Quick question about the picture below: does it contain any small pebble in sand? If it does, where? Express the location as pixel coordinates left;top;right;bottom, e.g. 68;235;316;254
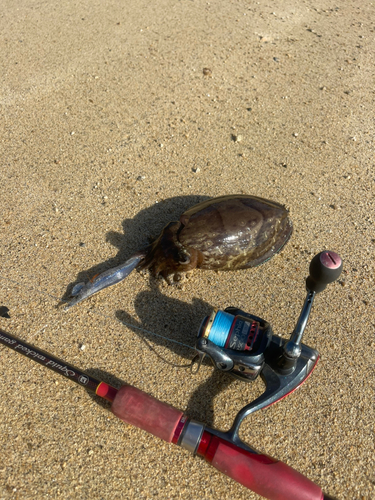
192;167;200;173
232;134;242;142
203;67;212;76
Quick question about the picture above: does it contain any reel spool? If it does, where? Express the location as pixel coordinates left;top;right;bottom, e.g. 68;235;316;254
195;307;273;381
198;309;260;352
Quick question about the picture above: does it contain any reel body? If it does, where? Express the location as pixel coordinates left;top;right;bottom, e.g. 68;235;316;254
197;308;273;381
196;306;319;415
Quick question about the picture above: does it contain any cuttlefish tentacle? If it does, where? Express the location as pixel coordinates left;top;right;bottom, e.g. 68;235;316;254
64;252;146;311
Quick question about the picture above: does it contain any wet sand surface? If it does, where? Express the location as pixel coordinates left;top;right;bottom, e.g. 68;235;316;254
0;1;374;499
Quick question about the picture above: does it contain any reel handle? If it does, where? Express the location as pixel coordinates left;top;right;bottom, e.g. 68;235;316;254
111;385;332;500
279;251;343;372
306;251;343;293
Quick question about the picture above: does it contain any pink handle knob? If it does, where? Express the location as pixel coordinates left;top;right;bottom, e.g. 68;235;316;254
201;434;323;500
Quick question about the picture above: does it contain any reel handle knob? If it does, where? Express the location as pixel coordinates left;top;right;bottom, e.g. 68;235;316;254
306;251;343;293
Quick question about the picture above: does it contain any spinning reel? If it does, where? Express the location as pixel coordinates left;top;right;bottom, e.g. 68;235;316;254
193;251;343;422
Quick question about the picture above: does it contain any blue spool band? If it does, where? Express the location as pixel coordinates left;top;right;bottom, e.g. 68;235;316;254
208;310;234;347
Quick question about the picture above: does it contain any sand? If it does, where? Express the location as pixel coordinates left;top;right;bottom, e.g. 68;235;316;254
0;0;374;499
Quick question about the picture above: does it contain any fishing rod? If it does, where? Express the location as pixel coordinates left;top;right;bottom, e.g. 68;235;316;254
0;251;342;500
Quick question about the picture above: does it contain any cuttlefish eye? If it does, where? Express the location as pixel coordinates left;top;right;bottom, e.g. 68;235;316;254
178;251;191;265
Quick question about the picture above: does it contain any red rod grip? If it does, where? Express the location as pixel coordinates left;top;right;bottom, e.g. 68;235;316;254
111;386;325;500
111;384;184;442
201;434;323;500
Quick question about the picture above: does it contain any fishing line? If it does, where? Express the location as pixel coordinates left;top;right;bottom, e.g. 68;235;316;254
0;274;196;365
